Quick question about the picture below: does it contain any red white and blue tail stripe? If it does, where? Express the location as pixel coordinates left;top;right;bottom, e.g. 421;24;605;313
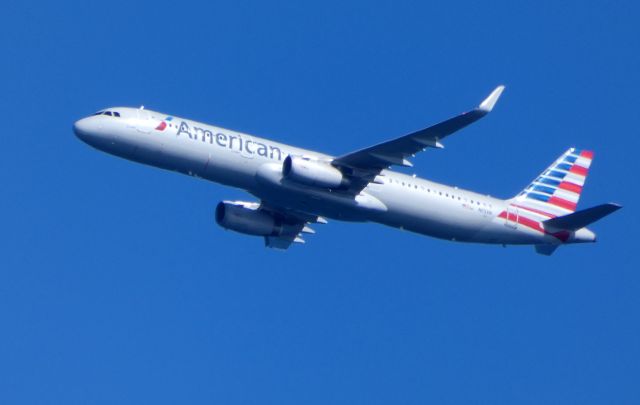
513;148;593;217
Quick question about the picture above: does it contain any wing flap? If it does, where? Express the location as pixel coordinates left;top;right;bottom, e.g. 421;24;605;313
259;202;328;250
265;234;305;249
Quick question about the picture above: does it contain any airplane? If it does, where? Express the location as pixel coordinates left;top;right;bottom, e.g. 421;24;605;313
73;86;621;255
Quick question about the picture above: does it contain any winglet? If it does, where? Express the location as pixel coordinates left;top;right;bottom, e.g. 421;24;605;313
479;85;505;112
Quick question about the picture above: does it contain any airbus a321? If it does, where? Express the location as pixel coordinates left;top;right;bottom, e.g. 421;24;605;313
74;86;620;255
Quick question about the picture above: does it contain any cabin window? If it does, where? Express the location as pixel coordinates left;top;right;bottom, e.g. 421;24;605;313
113;111;121;117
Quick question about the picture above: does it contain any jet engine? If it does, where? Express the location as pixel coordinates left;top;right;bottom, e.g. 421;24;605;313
282;156;347;188
215;201;277;236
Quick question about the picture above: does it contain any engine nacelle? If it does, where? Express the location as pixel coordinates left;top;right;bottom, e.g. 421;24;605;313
282;155;347;188
215;201;276;236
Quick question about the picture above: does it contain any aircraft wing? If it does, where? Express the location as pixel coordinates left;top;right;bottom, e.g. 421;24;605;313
332;85;505;171
259;202;326;249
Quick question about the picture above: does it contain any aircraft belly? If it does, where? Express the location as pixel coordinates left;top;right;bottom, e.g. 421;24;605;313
250;166;553;245
367;187;491;242
202;148;257;189
251;186;378;222
159;136;210;176
470;219;542;245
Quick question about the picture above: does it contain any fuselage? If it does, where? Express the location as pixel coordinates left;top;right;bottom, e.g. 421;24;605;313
73;107;594;246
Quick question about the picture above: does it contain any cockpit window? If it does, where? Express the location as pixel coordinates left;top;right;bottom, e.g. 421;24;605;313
92;110;121;117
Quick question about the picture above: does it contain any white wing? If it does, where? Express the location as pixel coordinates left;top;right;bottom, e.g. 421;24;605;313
332;85;504;171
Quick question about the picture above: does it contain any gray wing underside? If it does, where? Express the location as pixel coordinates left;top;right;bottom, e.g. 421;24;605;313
332;85;505;171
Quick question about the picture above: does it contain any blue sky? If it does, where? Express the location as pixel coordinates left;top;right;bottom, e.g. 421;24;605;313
1;1;639;403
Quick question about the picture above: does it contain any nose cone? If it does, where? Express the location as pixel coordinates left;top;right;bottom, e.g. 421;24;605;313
73;116;113;150
73;117;93;141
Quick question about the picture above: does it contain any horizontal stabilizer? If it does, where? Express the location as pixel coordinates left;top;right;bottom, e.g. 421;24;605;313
543;203;622;231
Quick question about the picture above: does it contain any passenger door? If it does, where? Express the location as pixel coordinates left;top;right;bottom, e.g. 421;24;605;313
130;111;165;165
135;109;153;133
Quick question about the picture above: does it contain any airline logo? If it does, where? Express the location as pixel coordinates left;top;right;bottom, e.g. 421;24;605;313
519;148;593;215
155;116;174;131
499;148;594;242
176;121;284;161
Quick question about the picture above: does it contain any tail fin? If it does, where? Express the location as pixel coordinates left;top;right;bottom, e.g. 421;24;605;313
513;148;594;217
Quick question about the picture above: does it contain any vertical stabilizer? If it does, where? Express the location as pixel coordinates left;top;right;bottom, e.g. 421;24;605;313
513;148;593;217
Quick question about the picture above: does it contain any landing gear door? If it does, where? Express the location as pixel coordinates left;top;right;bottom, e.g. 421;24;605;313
505;205;518;229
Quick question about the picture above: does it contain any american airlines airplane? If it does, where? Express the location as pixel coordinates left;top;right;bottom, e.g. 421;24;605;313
73;86;620;255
